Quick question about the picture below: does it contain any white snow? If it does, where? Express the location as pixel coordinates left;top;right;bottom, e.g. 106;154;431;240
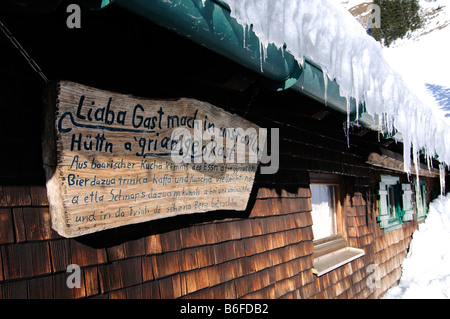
310;185;337;240
225;0;450;179
382;193;450;299
339;0;373;11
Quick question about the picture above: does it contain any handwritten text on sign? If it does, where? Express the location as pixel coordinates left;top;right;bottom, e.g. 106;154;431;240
43;81;265;237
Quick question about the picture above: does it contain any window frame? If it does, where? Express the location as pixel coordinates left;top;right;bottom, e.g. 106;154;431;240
377;175;402;232
416;179;428;222
310;173;345;243
377;175;414;232
310;173;364;277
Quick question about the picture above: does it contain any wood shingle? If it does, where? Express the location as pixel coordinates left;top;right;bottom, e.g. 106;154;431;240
1;242;51;280
0;281;27;299
19;207;54;241
98;258;142;293
49;239;71;272
0;253;3;282
141;255;155;282
210;281;236;299
179;248;198;272
152;252;180;279
215;221;241;243
180;225;206;248
53;271;86;299
0;208;14;244
0;185;31;207
30;185;49;206
27;276;53;299
106;237;145;261
145;234;163;255
84;266;99;297
141;281;160;298
196;246;215;268
69;239;107;268
125;285;143;299
159;276;176;299
160;230;182;252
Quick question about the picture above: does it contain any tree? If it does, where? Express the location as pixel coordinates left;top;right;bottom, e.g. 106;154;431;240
372;0;422;47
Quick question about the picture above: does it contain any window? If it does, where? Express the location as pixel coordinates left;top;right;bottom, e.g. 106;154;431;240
377;175;414;232
310;173;365;277
416;180;428;221
311;184;337;240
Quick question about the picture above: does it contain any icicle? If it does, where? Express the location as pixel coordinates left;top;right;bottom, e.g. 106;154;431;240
243;25;246;48
264;43;268;61
323;72;328;106
355;97;360;126
413;149;421;208
440;163;446;195
259;42;264;73
346;96;350;148
403;134;412;176
377;114;383;142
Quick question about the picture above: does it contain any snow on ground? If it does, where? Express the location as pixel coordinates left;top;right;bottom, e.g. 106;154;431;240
382;193;450;299
339;0;372;11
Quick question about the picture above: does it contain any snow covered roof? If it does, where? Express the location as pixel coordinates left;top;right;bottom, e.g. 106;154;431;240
225;0;450;175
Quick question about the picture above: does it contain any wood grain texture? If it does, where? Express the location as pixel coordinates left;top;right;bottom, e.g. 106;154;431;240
43;81;265;237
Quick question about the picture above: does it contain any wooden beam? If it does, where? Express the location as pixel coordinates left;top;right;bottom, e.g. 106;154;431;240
366;152;439;178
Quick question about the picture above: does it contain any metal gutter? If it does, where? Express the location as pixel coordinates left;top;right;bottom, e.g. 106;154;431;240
98;0;377;129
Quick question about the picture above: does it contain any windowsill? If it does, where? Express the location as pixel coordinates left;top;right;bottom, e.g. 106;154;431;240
312;236;365;277
417;215;427;223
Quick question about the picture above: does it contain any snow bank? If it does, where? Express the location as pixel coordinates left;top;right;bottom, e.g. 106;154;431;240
383;193;450;299
225;0;450;175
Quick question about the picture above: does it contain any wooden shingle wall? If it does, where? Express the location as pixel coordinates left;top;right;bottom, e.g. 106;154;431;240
367;170;419;299
0;86;418;299
0;7;426;299
0;179;316;298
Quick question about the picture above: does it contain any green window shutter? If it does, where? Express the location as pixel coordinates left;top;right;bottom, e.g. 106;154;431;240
402;183;414;221
394;183;402;216
377;182;390;228
417;181;428;221
421;184;428;215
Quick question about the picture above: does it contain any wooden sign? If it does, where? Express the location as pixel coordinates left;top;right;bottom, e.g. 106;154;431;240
42;81;265;237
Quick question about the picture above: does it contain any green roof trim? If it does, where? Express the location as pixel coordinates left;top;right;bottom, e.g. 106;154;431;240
97;0;373;128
